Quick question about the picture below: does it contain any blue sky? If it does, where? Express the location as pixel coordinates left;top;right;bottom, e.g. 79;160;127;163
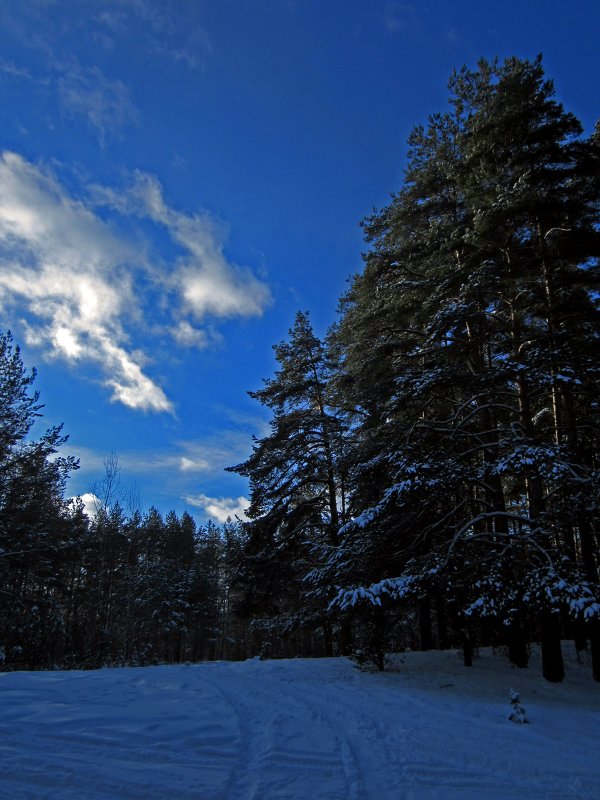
0;0;598;523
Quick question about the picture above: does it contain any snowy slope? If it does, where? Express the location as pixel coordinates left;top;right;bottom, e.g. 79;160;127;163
0;647;598;800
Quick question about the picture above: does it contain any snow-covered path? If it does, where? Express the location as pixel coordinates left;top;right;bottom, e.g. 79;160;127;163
1;649;599;799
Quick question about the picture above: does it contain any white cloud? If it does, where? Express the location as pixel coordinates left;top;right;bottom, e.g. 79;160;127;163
77;492;101;518
183;493;250;523
0;152;271;414
102;337;173;412
93;171;272;321
170;320;212;349
0;151;171;412
178;455;210;472
211;404;271;439
174;433;254;475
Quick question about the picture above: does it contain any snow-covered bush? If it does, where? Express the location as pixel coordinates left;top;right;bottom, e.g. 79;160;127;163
508;689;529;724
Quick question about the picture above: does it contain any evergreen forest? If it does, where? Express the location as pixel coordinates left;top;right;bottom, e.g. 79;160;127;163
1;56;599;682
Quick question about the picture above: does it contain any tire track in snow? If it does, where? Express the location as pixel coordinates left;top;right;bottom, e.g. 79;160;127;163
318;666;587;800
200;661;362;800
273;681;367;800
186;663;264;800
280;669;412;800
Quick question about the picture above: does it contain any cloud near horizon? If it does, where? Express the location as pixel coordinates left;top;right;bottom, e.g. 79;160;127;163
77;492;101;518
183;493;250;524
0;151;271;413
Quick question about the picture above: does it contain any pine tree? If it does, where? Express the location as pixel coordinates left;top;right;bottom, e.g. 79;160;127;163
328;57;600;678
228;311;349;656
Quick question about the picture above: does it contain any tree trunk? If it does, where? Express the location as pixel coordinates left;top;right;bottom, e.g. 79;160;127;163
419;596;433;651
323;622;333;657
571;615;588;655
462;620;473;667
508;614;529;668
435;594;450;650
590;618;600;683
541;611;564;682
338;617;353;656
373;605;386;671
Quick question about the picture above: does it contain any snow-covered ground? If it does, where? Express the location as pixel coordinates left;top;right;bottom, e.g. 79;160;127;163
1;647;598;800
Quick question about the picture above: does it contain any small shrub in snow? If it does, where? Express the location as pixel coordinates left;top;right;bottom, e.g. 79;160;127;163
508;689;529;724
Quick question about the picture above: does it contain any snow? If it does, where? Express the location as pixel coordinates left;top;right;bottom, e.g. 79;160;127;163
1;647;599;799
331;575;418;610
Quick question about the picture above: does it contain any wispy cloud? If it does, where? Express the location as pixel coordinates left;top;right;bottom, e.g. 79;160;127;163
0;152;270;413
0;60;33;79
123;433;253;476
211;403;271;439
58;63;138;144
3;1;212;72
170;320;221;350
2;2;212;143
93;0;213;70
92;171;272;321
183;493;250;523
383;3;420;36
0;38;138;144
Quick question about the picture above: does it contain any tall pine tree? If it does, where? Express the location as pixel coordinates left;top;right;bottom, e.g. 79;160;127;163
229;312;349;656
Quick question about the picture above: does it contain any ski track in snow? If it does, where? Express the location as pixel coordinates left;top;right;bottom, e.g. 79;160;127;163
0;649;599;799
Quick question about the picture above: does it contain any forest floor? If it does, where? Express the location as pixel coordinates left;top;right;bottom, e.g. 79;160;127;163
0;645;598;799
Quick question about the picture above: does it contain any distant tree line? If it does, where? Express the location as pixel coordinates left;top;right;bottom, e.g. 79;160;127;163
228;56;600;681
0;331;254;669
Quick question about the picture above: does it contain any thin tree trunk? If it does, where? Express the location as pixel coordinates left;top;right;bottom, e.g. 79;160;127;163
323;622;333;657
372;605;386;671
462;618;473;667
339;617;353;656
541;610;565;682
419;596;433;651
435;593;450;650
508;613;529;668
590;618;600;683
